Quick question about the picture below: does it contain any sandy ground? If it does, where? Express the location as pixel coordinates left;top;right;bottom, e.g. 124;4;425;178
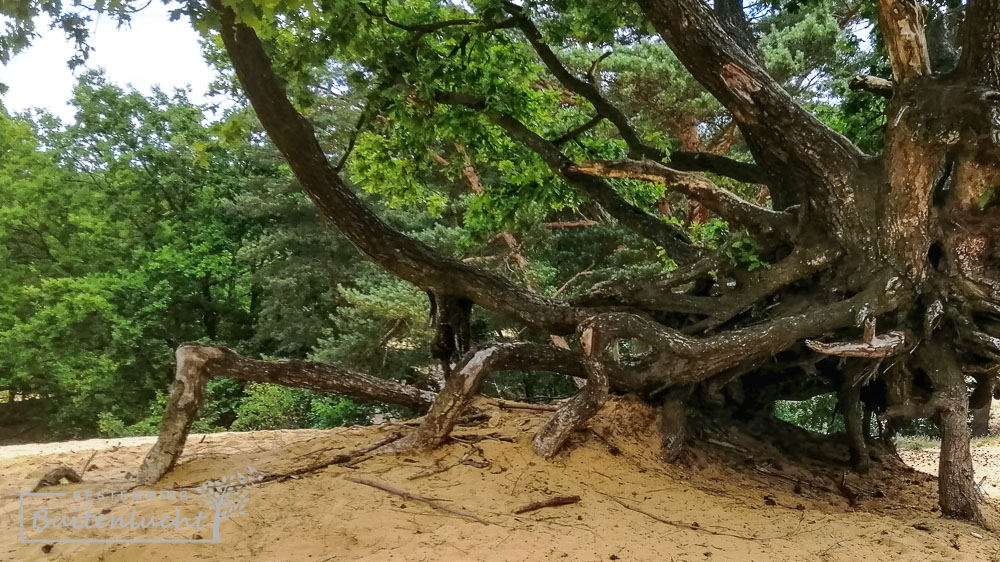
2;398;999;562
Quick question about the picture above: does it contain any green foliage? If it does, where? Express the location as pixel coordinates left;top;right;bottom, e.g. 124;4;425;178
231;384;307;431
894;434;940;451
727;237;771;272
230;384;374;430
775;394;845;434
1;0;909;442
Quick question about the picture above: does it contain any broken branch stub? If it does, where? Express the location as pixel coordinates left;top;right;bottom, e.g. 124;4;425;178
805;330;911;359
138;344;220;485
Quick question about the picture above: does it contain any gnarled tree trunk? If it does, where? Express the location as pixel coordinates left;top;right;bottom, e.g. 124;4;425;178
169;0;1000;523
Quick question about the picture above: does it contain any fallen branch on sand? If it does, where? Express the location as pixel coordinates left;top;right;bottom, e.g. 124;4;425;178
514;495;582;514
345;476;489;524
255;433;404;484
32;466;82;492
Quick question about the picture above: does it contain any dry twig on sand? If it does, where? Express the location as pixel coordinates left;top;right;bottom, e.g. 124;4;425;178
345;477;489;524
514;495;582;514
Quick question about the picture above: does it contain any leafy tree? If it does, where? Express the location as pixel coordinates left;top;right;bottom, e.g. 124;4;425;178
4;0;999;524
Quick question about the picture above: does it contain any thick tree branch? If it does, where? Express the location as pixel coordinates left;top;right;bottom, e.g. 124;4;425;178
876;0;931;83
635;0;866;226
183;343;437;409
578;273;908;393
137;343;437;484
569;159;794;236
849;75;894;98
209;1;597;333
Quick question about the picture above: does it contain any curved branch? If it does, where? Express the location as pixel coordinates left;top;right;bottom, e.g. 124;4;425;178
504;2;766;186
389;342;589;452
185;343;437;408
438;93;699;263
579;273;908;393
635;0;865;217
570;159;794;236
532;324;612;458
138;343;438;484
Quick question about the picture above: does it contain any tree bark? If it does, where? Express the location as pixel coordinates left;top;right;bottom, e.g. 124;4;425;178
388;342;587;452
138;345;220;485
971;400;992;438
532;356;610;458
137;343;440;483
919;345;983;524
838;372;870;474
659;397;686;463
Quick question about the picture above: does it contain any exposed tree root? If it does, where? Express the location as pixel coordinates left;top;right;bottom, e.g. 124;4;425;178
345;477;489;524
659;397;687;463
32;465;82;492
838;371;871;474
385;342;587;454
